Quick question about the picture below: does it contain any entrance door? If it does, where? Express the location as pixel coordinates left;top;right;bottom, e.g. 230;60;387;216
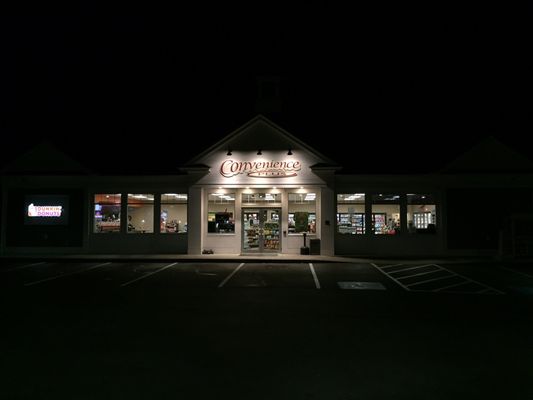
242;208;281;253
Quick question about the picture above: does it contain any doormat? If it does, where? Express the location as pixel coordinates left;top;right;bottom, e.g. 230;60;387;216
337;282;386;290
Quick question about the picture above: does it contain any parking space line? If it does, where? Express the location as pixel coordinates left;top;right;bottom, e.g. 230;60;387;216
381;264;403;269
405;274;455;287
373;262;505;294
389;264;434;274
370;263;412;291
433;264;505;294
4;261;47;272
308;263;321;289
434;281;470;292
24;262;111;286
396;269;448;280
218;263;245;288
120;262;178;287
496;265;533;280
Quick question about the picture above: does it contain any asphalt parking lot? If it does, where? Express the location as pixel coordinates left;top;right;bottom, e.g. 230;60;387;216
2;259;531;294
1;259;533;399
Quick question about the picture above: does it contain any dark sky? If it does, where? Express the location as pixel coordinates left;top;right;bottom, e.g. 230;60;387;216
1;8;531;174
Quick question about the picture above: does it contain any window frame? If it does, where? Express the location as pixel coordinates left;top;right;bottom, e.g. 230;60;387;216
160;193;188;234
207;190;236;235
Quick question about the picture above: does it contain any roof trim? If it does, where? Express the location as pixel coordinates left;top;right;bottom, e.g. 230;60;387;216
185;114;339;167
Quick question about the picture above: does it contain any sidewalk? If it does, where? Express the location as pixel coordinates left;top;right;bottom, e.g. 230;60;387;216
0;253;356;263
2;252;530;265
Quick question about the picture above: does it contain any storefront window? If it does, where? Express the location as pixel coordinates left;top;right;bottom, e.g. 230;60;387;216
337;193;365;234
288;193;316;234
242;192;281;204
407;194;436;234
127;194;154;233
208;192;235;233
372;194;400;235
160;193;187;233
94;194;121;233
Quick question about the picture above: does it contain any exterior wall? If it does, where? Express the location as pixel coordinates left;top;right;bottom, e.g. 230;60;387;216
198;186;330;255
446;186;533;252
0;175;192;255
333;175;445;257
1;176;88;255
86;178;191;254
333;173;533;257
189;137;335;254
1;173;532;257
2;167;532;257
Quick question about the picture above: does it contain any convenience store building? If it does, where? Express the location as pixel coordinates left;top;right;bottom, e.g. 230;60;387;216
1;115;533;257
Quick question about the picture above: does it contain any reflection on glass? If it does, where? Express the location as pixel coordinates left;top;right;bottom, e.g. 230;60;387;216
407;194;436;234
127;194;154;233
288;193;316;234
337;193;365;234
160;193;188;233
94;194;121;233
208;192;235;233
371;194;400;235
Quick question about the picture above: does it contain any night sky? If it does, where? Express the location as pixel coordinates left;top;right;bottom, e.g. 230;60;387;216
1;8;531;174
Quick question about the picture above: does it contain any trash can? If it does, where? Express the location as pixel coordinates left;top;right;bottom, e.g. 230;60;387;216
310;239;321;255
300;232;310;255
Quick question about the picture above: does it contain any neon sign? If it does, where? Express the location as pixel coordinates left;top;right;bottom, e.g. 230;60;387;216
27;203;63;217
220;159;301;178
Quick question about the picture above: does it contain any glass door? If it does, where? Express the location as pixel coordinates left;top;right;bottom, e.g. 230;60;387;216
243;210;260;252
242;208;281;253
262;208;281;252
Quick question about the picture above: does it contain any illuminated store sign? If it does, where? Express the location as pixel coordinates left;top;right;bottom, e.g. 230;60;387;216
220;159;302;178
27;203;63;217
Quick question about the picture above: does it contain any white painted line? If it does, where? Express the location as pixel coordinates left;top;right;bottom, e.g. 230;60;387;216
218;263;245;288
388;264;435;274
309;263;321;289
120;262;177;287
338;281;386;290
4;261;47;272
24;262;111;286
497;265;533;280
405;274;455;287
434;281;470;292
396;269;452;280
432;264;505;295
380;264;404;269
370;263;411;291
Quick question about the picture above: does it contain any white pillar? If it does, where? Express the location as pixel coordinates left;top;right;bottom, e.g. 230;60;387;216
188;186;204;254
320;186;335;256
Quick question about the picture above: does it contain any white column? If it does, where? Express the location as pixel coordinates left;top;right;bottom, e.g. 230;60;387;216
187;186;204;254
281;188;288;253
320;186;335;256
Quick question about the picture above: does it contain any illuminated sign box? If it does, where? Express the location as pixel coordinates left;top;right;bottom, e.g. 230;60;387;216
28;204;63;217
24;195;69;225
220;159;302;178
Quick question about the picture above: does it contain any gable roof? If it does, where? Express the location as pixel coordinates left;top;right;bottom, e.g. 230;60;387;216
1;141;92;175
440;136;533;173
185;114;339;167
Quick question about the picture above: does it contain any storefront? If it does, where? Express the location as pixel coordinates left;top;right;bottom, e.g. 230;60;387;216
182;116;337;256
1;116;532;257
